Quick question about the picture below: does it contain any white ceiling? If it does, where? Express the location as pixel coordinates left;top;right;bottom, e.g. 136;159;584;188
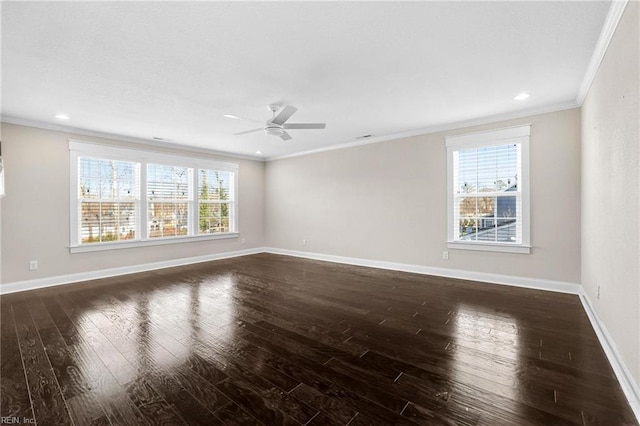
1;1;611;160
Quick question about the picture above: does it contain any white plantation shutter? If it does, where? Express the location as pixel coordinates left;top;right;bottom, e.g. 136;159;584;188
446;125;530;253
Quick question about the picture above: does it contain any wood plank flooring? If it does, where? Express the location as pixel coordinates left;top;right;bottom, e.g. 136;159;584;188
0;253;636;425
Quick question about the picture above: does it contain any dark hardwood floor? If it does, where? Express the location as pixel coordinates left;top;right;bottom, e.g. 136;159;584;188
0;253;636;425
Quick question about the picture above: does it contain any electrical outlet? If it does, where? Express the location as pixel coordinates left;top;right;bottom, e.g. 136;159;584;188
442;251;449;260
302;239;307;246
597;285;600;300
29;260;38;271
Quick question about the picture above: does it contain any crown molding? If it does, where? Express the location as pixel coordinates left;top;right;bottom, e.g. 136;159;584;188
576;0;629;105
265;100;579;162
0;115;265;162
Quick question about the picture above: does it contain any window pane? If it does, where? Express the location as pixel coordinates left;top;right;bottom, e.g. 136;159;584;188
80;201;136;243
475;227;497;242
148;202;189;238
497;195;517;222
456;144;519;193
457;196;519;243
79;157;137;200
457;196;476;219
497;221;518;243
456;196;496;218
458;218;479;240
147;164;192;200
199;202;231;234
198;169;234;201
80;202;101;243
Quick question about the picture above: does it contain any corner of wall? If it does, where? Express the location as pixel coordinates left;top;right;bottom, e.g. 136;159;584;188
580;0;640;393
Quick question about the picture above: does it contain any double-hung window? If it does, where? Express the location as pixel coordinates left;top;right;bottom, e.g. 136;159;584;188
147;164;193;238
78;157;140;243
198;169;235;235
70;141;239;252
446;125;530;253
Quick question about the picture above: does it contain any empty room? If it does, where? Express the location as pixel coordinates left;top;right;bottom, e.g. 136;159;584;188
1;1;639;425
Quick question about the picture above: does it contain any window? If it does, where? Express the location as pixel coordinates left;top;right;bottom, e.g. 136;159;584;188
198;169;235;235
446;125;530;253
78;157;140;243
147;164;193;238
70;141;239;252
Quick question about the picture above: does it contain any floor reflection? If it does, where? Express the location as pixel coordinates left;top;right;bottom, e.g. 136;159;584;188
70;272;239;383
453;304;521;412
140;273;238;371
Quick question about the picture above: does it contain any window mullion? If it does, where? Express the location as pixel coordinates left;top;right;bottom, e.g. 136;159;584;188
140;161;148;240
191;168;198;237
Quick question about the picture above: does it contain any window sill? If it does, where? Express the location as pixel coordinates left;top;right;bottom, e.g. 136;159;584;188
447;241;531;254
70;232;239;253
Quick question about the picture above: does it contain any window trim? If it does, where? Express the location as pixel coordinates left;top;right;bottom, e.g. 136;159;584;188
69;140;239;253
446;125;531;254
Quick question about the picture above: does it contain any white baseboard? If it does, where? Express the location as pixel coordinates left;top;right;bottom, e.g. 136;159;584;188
579;291;640;420
0;247;266;295
264;247;582;294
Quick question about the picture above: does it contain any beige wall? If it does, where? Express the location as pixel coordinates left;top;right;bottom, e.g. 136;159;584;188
266;108;582;284
0;123;265;284
582;2;640;383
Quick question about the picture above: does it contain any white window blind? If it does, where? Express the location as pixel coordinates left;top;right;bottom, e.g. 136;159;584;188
446;125;530;253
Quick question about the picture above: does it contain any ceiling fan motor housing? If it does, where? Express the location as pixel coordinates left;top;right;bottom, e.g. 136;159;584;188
265;125;285;137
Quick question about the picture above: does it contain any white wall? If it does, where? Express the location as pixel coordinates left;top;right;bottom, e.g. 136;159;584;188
0;123;265;285
266;108;582;284
582;1;639;383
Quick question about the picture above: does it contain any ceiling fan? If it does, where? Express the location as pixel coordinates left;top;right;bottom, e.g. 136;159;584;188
225;104;326;141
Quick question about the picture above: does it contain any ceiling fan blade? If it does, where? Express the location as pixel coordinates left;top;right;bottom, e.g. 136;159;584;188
224;114;264;124
280;131;292;141
283;123;326;130
234;128;263;136
270;105;298;125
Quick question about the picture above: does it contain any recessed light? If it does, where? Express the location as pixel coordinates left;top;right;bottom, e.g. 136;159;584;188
224;114;240;119
513;93;530;101
255;150;262;155
54;114;71;120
